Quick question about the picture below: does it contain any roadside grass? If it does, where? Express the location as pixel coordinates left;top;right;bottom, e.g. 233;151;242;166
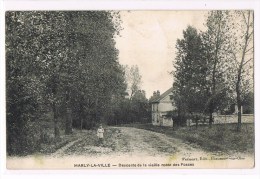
38;128;81;155
13;119;254;156
37;117;129;155
120;123;254;154
62;130;97;155
27;120;131;156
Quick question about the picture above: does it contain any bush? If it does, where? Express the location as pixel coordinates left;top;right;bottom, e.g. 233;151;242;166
7;121;42;156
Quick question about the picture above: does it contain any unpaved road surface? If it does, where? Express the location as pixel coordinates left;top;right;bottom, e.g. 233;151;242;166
7;127;254;169
54;127;210;158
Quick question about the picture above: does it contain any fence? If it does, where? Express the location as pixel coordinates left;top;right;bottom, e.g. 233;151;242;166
213;114;254;124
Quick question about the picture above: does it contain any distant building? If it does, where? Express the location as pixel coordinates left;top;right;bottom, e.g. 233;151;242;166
150;87;175;127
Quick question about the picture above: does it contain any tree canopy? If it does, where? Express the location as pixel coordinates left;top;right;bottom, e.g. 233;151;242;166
172;11;254;129
6;11;126;155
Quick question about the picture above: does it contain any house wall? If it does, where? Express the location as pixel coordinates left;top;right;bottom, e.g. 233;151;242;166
158;102;174;112
152;112;159;125
152;103;159;125
152;103;159;112
151;92;175;127
158;92;174;112
152;112;173;127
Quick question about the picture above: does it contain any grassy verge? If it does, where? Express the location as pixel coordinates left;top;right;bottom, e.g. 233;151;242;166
120;123;254;154
38;130;81;154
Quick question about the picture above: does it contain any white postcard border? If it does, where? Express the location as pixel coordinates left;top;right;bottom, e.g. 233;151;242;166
1;0;260;179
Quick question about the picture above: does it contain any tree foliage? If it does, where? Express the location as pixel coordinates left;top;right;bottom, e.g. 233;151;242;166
227;11;254;131
124;65;142;99
172;26;219;126
172;11;253;128
6;11;126;155
200;11;237;126
108;65;149;125
173;26;209;114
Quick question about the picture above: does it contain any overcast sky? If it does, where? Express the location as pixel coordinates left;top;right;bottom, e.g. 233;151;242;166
116;11;207;98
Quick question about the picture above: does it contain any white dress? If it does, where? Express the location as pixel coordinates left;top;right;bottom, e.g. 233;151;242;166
97;128;104;138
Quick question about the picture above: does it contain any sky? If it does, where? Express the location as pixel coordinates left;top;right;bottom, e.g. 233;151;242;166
115;11;207;98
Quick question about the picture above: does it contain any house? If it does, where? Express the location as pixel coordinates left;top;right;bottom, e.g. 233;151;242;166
150;87;175;127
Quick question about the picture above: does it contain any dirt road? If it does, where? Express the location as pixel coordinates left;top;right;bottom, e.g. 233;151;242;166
7;127;254;169
56;127;209;158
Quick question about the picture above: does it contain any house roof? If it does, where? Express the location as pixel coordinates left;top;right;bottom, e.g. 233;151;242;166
150;87;173;103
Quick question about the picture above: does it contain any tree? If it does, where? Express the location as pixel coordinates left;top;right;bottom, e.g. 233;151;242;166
125;65;142;99
107;65;149;125
66;11;126;129
6;11;51;154
131;90;150;123
203;11;235;127
242;91;254;114
6;11;126;155
172;26;209;126
227;11;254;131
172;11;253;130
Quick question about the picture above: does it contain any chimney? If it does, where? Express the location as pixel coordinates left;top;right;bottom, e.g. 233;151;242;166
153;91;157;96
157;90;160;96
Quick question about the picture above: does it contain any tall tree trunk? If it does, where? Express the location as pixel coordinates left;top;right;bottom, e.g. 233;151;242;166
51;73;60;139
53;101;60;138
177;105;180;127
236;62;243;132
237;104;242;131
236;11;251;132
172;114;174;130
95;98;98;127
80;117;83;131
65;89;72;134
195;115;198;129
208;13;221;128
80;102;83;130
65;108;72;134
209;111;213;128
236;65;243;132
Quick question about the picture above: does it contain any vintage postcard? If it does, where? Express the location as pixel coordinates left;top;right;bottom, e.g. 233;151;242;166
5;10;254;169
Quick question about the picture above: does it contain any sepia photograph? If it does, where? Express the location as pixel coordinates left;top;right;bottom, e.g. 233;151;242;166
5;10;254;169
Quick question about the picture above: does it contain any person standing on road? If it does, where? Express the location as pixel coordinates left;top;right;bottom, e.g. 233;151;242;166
97;124;104;145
